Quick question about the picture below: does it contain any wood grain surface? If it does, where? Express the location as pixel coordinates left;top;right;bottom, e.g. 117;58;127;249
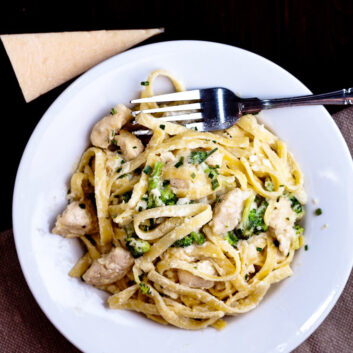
0;0;352;230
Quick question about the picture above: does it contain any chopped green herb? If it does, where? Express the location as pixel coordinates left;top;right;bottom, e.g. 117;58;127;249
191;172;196;179
304;244;309;251
138;206;143;212
111;130;115;138
211;178;220;190
189;148;218;165
286;217;290;221
256;247;263;252
122;191;132;203
111;107;117;115
143;165;152;175
174;157;184;168
118;174;127;179
315;208;322;216
79;203;86;209
294;225;304;234
111;139;117;145
212;140;217;143
133;146;137;149
159;124;166;130
140;81;149;86
245;274;249;280
121;160;125;164
273;239;280;247
139;282;151;294
117;167;122;173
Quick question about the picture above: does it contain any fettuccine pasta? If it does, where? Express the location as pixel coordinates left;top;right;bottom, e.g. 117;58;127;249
52;70;306;330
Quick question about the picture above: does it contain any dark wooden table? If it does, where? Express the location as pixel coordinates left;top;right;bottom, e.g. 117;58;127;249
1;0;352;231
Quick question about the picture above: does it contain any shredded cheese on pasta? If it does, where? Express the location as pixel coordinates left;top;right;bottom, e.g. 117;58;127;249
53;70;306;330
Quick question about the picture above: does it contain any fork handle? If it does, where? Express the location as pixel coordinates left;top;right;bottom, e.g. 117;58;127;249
241;88;353;114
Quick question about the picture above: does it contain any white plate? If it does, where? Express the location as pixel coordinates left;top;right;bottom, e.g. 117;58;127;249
13;40;353;353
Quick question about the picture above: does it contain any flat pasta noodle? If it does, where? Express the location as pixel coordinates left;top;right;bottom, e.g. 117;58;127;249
52;69;307;330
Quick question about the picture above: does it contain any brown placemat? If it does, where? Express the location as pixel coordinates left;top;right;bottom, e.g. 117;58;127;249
1;107;353;353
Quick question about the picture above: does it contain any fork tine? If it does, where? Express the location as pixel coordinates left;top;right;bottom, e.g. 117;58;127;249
130;90;201;104
132;103;201;116
158;112;203;122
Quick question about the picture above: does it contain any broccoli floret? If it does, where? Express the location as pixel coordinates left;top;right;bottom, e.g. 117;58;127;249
147;161;178;208
283;191;304;215
172;231;206;247
126;237;151;258
139;282;151;295
236;195;268;238
160;185;178;205
289;194;303;214
294;224;304;235
190;231;206;245
264;178;274;191
189;148;218;165
172;234;194;247
224;231;238;246
148;161;163;190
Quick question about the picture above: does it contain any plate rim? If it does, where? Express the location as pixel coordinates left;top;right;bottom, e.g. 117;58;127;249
12;39;353;353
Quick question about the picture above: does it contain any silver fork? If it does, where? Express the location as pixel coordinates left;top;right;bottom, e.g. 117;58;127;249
130;87;353;134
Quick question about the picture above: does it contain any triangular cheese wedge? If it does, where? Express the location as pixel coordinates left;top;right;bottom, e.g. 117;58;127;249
1;29;163;102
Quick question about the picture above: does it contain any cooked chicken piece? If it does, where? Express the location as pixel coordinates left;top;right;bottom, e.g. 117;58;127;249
52;201;97;238
206;150;223;167
178;260;216;289
115;130;144;161
83;247;134;286
210;188;250;234
269;197;297;254
90;104;132;148
170;178;191;189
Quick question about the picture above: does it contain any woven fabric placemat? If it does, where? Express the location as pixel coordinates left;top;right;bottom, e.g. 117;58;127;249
1;107;353;353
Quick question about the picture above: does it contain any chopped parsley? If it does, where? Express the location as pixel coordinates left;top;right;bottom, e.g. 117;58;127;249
294;224;304;234
133;146;137;149
315;208;322;216
79;203;86;209
111;139;117;145
273;239;280;247
143;165;152;175
117;167;122;173
189;148;218;165
245;274;249;280
111;107;117;115
191;172;196;179
304;244;309;251
174;157;184;168
256;247;263;252
140;81;149;86
159;124;166;130
211;178;220;190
